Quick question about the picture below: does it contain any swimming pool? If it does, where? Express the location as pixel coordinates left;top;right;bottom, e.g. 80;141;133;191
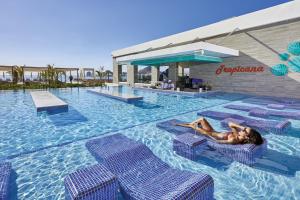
1;86;299;199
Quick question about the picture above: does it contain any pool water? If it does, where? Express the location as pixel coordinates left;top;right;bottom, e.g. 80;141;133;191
0;87;299;199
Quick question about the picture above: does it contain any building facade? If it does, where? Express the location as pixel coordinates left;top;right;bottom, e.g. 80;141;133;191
112;1;300;98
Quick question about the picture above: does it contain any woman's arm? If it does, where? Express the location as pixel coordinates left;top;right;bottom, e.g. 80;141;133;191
228;122;245;130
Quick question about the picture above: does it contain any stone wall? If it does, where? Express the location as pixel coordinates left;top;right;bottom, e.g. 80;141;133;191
189;20;300;98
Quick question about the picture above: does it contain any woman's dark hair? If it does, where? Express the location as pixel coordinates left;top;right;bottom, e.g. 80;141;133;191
246;129;263;145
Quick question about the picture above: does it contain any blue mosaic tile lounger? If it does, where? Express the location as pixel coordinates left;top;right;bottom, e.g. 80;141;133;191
0;162;12;200
249;108;300;120
198;111;291;134
225;104;300;120
86;133;214;200
157;119;267;165
65;163;118;200
243;97;300;110
224;104;260;111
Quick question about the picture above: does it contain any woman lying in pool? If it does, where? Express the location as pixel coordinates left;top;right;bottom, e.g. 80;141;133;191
177;117;263;145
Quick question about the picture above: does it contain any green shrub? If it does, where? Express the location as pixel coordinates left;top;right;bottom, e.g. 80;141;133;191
0;81;104;90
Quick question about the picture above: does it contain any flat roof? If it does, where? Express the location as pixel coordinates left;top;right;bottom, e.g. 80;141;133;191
0;65;14;71
116;41;239;64
131;54;222;66
112;1;300;58
0;66;80;72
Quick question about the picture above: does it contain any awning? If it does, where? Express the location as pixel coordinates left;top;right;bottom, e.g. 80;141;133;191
116;41;239;66
131;53;222;66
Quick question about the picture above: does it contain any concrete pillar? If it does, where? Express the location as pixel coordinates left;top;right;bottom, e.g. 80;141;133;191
113;58;122;83
151;66;160;84
127;65;137;86
178;63;184;77
168;63;178;83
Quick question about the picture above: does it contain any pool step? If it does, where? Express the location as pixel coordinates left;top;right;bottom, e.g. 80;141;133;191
30;91;68;112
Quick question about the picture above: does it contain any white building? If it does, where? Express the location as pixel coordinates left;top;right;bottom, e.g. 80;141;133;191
112;1;300;98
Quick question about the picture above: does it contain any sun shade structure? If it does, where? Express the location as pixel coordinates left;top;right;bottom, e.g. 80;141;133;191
131;53;223;66
115;41;239;66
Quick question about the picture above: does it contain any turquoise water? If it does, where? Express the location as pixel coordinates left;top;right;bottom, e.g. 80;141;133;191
0;87;300;199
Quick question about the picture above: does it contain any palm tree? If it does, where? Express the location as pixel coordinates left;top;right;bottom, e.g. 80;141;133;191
105;70;113;81
96;66;105;80
46;64;56;85
10;66;24;83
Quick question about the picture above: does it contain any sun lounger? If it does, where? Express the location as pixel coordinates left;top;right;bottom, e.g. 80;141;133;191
198;111;291;134
267;104;286;110
224;104;259;111
156;119;267;165
225;104;300;120
156;119;195;135
86;134;214;200
243;97;300;110
249;108;300;120
0;162;12;200
65;164;118;200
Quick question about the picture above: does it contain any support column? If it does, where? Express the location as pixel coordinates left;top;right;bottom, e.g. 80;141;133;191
77;69;79;83
127;65;137;86
168;63;178;83
151;66;159;85
178;63;184;77
112;58;122;83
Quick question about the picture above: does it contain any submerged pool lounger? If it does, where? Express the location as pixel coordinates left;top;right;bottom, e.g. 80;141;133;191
243;97;300;110
156;119;267;165
198;110;291;134
225;104;300;120
30;91;68;112
0;162;12;200
87;89;143;103
84;134;214;200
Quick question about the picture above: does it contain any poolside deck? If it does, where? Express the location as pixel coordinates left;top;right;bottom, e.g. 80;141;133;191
30;91;68;112
87;89;143;103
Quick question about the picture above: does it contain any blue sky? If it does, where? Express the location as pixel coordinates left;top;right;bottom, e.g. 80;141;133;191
0;0;291;70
